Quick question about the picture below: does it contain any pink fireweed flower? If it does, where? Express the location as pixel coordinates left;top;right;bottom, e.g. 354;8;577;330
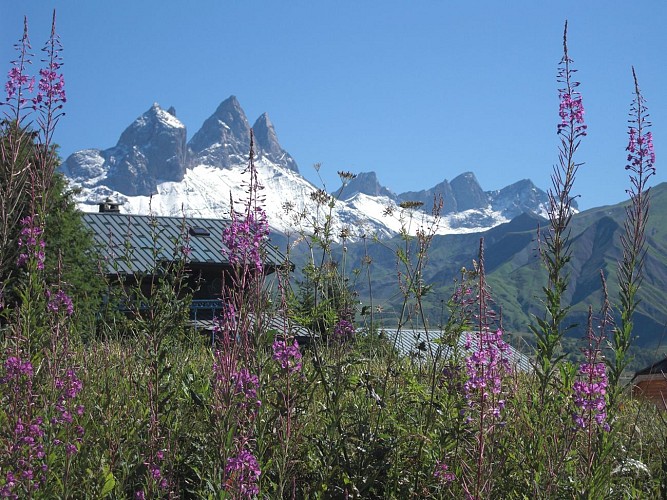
212;304;237;341
3;17;35;113
556;25;587;139
572;358;609;431
626;127;656;175
333;319;355;342
212;350;262;428
2;356;34;381
46;289;74;317
225;449;261;497
17;215;45;270
463;329;509;419
434;460;456;484
272;339;302;374
558;91;586;135
231;367;260;403
5;416;47;495
50;367;85;456
35;63;65;108
35;12;66;123
222;208;269;273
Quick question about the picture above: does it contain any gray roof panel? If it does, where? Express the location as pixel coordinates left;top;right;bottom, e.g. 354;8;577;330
83;212;286;275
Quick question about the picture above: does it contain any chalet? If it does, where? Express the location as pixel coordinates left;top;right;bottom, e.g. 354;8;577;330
82;202;308;342
632;356;667;409
84;203;286;296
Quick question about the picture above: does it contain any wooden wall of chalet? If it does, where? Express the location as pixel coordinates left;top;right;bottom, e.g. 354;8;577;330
632;375;667;410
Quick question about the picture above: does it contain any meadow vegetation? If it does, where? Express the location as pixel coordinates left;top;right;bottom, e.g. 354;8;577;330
1;15;665;499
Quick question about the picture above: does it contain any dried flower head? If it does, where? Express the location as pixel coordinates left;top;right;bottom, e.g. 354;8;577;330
399;200;424;210
337;170;356;181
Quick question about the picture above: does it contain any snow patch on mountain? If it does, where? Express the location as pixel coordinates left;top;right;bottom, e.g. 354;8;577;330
73;160;508;241
63;97;548;242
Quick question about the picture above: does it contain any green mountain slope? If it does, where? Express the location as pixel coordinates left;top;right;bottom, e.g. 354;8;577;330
293;183;667;365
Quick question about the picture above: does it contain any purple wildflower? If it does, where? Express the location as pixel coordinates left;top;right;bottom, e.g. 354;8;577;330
46;289;74;316
222;208;269;273
3;17;35;114
558;91;586;135
17;215;45;270
463;329;509;419
225;449;261;497
3;415;48;495
272;339;302;373
572;301;611;433
231;367;260;403
34;11;66;143
149;463;161;480
626;69;655;177
35;62;65;108
212;349;262;427
434;460;456;484
572;359;609;431
609;68;657;405
2;356;34;382
140;450;169;494
556;25;587;139
333;319;355;342
50;367;84;455
212;304;237;343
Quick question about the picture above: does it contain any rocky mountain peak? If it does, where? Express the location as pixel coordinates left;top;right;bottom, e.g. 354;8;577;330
252;113;299;172
450;172;488;211
337;171;395;200
60;97;553;240
117;102;185;149
61;96;301;199
62;102;189;197
186;96;298;172
397;172;488;214
188;96;251;168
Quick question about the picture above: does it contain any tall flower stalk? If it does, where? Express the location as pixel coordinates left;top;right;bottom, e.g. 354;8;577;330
567;272;616;496
533;20;586;396
33;11;66;212
609;68;655;405
3;17;34;125
0;18;36;305
211;133;269;497
459;238;509;499
0;16;89;498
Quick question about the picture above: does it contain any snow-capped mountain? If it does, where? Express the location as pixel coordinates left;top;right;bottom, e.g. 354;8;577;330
61;96;551;241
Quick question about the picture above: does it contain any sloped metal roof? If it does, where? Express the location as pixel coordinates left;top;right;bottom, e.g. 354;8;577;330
381;328;533;372
192;313;314;340
82;212;287;275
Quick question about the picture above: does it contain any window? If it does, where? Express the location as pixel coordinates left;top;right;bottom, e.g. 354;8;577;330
189;226;210;237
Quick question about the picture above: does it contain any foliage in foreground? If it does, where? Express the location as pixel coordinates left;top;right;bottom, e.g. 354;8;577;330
1;14;666;500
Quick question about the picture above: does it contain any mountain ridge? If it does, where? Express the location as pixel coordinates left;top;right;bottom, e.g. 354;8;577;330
61;96;553;240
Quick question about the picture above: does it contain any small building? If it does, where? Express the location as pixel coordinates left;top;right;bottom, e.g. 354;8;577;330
381;328;533;372
81;208;307;342
83;210;286;300
632;357;667;409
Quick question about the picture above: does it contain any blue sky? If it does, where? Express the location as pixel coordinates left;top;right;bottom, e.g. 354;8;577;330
2;1;665;210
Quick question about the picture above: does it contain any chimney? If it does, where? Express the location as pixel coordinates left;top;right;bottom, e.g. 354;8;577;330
99;198;121;213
